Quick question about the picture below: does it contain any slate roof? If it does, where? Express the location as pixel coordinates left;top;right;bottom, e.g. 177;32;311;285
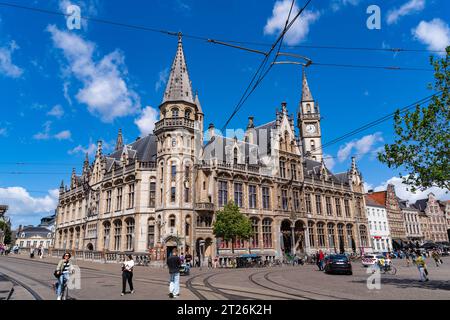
105;134;157;164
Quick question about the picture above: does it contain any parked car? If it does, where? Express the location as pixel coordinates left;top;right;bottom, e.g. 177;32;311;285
362;254;391;267
324;254;352;275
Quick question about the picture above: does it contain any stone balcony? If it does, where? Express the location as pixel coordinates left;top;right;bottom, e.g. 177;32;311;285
154;117;195;133
195;202;215;211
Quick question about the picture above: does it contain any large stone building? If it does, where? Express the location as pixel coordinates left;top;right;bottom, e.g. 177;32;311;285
366;185;408;247
398;199;423;242
53;36;370;263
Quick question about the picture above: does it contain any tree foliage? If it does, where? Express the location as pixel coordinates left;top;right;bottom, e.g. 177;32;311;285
0;221;12;245
213;202;252;253
378;46;450;192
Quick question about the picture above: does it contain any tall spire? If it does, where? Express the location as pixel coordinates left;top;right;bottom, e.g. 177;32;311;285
115;128;124;151
83;153;89;173
163;32;194;104
301;68;314;102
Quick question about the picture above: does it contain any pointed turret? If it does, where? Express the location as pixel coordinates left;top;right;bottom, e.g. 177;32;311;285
96;140;102;158
83;153;89;174
163;33;194;104
301;68;314;102
115;128;124;151
194;91;203;114
59;180;65;194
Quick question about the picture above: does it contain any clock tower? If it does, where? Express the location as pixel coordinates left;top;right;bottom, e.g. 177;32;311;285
297;69;323;162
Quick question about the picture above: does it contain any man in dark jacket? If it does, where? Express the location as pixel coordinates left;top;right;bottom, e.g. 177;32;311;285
167;248;181;298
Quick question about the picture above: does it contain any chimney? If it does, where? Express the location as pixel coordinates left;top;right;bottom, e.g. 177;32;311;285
208;123;215;140
247;116;254;129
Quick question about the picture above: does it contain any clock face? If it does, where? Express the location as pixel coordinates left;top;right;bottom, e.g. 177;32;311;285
306;124;316;134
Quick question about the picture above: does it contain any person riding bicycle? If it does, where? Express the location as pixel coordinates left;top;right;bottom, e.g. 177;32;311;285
54;252;73;300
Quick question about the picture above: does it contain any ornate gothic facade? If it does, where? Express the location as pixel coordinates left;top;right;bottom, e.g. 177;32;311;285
54;36;371;263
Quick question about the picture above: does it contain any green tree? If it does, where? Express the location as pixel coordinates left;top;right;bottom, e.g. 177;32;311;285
213;202;252;254
378;46;450;192
0;221;12;245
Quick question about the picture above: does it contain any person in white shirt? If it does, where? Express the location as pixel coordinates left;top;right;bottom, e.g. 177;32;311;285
121;255;135;296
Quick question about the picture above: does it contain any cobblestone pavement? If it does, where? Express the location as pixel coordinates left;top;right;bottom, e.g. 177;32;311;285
1;254;449;300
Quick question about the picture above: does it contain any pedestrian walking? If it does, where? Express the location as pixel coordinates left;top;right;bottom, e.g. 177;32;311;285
185;251;192;273
415;251;429;282
167;248;181;298
208;255;213;268
405;251;411;267
121;255;135;296
317;250;325;271
431;250;441;267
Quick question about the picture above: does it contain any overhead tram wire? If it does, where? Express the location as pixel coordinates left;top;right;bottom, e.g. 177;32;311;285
0;1;445;56
308;91;444;155
220;0;312;132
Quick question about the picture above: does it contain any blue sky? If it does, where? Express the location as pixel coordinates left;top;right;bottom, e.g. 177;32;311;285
0;0;449;228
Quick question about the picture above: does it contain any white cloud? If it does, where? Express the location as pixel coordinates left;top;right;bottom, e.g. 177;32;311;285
134;106;159;137
47;25;140;122
68;142;97;156
387;0;426;25
0;187;59;217
54;130;71;140
0;40;23;78
412;19;450;55
47;104;64;118
323;154;335;170
155;67;169;92
373;176;450;202
63;81;72;105
363;182;374;193
33;121;71;141
264;0;320;45
33;121;52;140
337;132;383;162
330;0;360;12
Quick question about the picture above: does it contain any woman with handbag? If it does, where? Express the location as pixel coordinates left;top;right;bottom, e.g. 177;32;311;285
121;255;135;296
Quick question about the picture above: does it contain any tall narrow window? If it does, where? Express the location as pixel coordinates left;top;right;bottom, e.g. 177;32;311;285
335;198;342;217
279;161;286;178
262;219;272;248
126;219;135;251
328;223;336;248
127;184;135;208
359;225;368;247
293;191;300;211
172;108;179;118
171;165;177;181
262;187;270;210
234;183;243;207
233;148;238;165
315;195;322;215
344;199;351;217
326;197;333;216
106;190;112;213
317;223;325;247
249;185;257;209
337;224;345;248
148;220;155;248
251;218;259;248
103;222;110;250
114;220;122;251
282;189;288;210
308;221;315;247
184;186;190;203
218;181;228;207
291;163;297;180
305;194;312;214
149;182;156;208
116;187;123;211
171;187;176;203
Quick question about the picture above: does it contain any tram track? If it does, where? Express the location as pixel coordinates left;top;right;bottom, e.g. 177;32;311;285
0;270;44;300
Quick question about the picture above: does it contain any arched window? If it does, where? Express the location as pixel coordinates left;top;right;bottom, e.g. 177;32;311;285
148;218;155;248
262;218;272;248
103;221;111;250
113;220;122;251
125;218;135;251
172;108;179;118
185;215;191;237
185;109;191;119
327;223;336;248
337;223;345;249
